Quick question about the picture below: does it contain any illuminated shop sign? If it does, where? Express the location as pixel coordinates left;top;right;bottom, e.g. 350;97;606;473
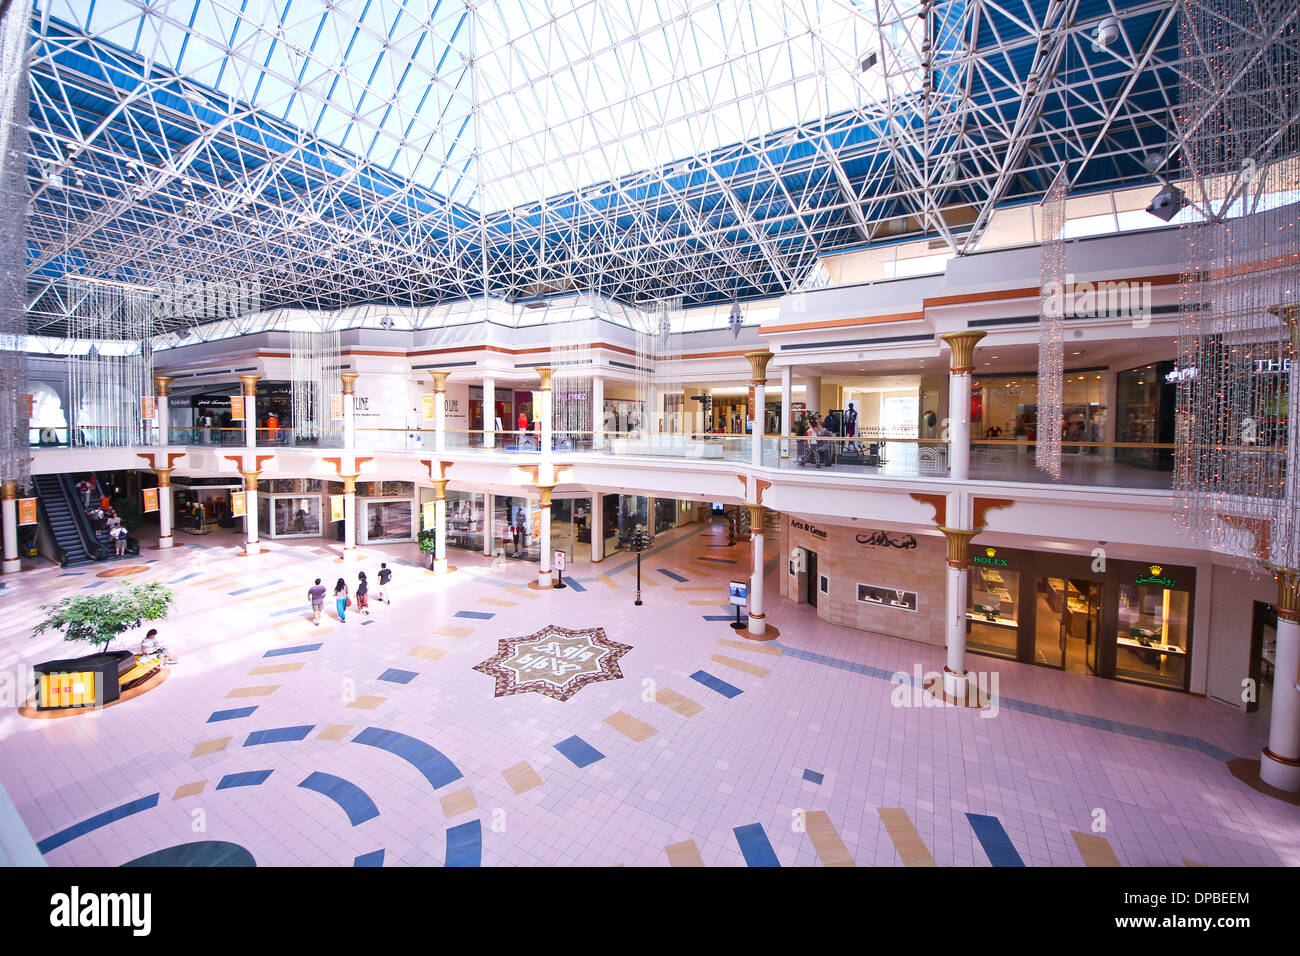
1134;564;1176;588
1166;359;1291;383
971;546;1009;568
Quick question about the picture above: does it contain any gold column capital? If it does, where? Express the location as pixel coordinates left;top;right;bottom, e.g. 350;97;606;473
938;331;988;374
239;470;260;490
937;525;982;569
340;372;359;395
431;479;449;500
1267;303;1300;354
536;483;555;507
744;351;774;384
154;469;172;488
339;473;359;494
153;375;174;397
1;479;16;500
1264;564;1300;623
238;374;261;396
745;504;766;530
537;367;552;391
431;371;450;393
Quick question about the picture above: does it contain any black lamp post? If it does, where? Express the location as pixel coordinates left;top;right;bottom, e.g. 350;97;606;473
629;527;652;606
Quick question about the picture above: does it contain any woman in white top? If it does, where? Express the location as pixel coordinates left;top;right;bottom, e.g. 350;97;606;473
140;628;177;664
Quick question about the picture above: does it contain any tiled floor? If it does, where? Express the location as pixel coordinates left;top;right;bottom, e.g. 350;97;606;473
1;520;1295;867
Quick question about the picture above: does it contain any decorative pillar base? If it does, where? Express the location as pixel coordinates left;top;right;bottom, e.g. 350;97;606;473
245;541;260;556
433;557;454;575
2;557;20;574
747;611;767;637
942;665;969;701
157;535;174;550
1260;747;1300;793
537;569;553;588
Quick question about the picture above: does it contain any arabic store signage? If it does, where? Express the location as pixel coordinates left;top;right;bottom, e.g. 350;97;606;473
856;530;918;550
1135;564;1176;588
972;547;1009;568
790;518;827;539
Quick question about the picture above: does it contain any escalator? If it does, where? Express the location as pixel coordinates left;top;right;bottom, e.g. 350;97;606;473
33;474;105;567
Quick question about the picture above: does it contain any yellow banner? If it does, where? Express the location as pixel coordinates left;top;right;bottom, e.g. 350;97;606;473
142;488;159;513
17;498;37;525
141;395;156;420
230;491;246;517
230;394;245;421
422;500;436;530
330;495;345;522
330;394;344;420
421;393;437;421
531;509;540;538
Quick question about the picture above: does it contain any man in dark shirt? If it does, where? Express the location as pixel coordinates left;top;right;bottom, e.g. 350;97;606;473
377;563;392;605
307;578;327;625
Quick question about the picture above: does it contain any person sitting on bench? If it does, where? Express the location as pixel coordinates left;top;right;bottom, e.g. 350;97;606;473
140;628;177;665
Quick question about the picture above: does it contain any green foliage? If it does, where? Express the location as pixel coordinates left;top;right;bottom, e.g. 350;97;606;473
33;581;176;650
112;494;145;532
417;528;437;554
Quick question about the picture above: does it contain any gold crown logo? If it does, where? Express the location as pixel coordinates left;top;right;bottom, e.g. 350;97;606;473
985;547;996;557
1149;565;1162;576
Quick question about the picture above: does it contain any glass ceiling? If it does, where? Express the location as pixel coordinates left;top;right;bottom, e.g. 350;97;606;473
51;0;922;211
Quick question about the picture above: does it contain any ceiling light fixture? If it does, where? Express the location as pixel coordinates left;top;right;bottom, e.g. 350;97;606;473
860;52;878;72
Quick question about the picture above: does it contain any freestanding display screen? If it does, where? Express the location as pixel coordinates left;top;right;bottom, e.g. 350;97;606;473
728;581;747;606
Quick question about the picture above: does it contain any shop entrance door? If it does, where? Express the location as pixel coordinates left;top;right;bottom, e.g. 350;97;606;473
806;551;818;607
1035;576;1100;673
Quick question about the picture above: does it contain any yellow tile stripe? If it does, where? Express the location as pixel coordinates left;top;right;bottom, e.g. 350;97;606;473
877;808;936;866
673;586;720;591
347;695;386;710
689;600;723;606
1184;859;1207;867
505;586;541;600
1072;832;1121;866
173;781;206;800
603;711;659;742
653;688;704;717
248;662;305;675
478;596;518;607
439;786;477;818
804;811;855;867
665;840;706;867
710;653;771;679
408;646;448;660
225;685;281;698
502;762;543;794
191;737;232;757
434;625;474;639
316;725;353;741
597;574;622;589
716;638;782;656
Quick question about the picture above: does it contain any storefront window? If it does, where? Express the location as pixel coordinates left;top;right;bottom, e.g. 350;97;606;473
654;497;677;535
497;496;539;562
1115;362;1174;469
967;563;1019;659
1114;581;1190;690
972;374;1107;445
443;491;483;553
273;496;321;536
363;499;413;543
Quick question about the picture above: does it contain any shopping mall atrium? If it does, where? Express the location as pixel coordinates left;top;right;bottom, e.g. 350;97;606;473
0;0;1297;872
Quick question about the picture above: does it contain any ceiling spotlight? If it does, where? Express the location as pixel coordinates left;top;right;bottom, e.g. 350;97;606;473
1141;151;1166;174
728;302;743;339
1093;16;1120;52
860;52;878;72
1146;184;1186;222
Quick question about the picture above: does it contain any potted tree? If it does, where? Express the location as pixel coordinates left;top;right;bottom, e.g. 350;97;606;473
33;581;176;652
417;528;437;569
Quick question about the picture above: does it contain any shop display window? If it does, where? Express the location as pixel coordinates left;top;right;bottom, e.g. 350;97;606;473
363;499;413;542
274;496;320;536
1114;582;1190;689
967;565;1019;659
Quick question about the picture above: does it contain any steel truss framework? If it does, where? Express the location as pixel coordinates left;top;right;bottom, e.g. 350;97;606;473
18;0;1300;336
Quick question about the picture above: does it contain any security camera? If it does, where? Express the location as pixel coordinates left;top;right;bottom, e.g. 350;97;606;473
1146;184;1186;222
1093;16;1120;52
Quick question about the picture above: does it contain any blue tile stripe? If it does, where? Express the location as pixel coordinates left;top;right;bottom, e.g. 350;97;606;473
352;727;464;790
774;642;1238;762
703;614;739;621
166;571;202;584
562;576;587;592
36;793;160;854
269;606;309;617
697;556;737;564
207;706;258;723
455;610;495;619
554;735;605;768
445;820;483;867
967;813;1025;867
244;725;315;746
299;771;380;826
263;643;323;657
690;670;743;698
378;668;418;684
733;823;781;867
657;568;688;582
215;770;274;790
354;849;385;867
228;579;284;596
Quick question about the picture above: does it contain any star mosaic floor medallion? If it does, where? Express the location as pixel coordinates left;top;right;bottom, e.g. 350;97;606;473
473;625;631;702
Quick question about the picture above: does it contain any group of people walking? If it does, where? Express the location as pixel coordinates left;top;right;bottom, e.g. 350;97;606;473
306;562;394;625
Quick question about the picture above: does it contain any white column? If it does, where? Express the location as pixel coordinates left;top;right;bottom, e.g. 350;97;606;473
939;332;985;481
244;481;260;556
434;372;447;453
241;375;259;449
804;375;822;418
748;505;766;636
483;493;494;556
538;494;552;587
342;482;356;559
1262;583;1300;791
157;476;174;549
1;482;19;574
780;365;791;458
944;558;970;698
341;373;357;450
592;375;605;450
483;377;495;449
155;376;172;447
433;490;448;574
752;380;766;467
539;370;553;457
590;492;604;562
